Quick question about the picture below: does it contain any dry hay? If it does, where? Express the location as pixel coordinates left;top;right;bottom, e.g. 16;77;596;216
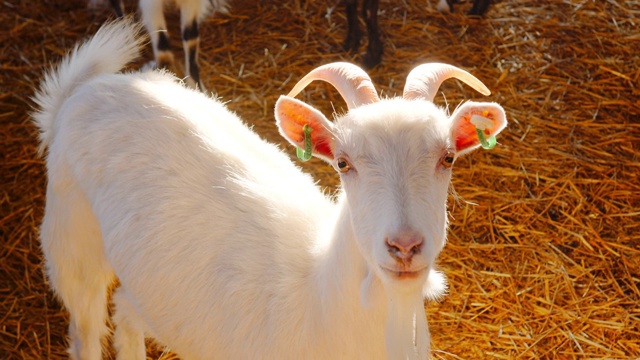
1;0;639;358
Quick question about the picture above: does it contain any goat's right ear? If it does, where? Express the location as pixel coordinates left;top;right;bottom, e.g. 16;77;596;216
275;96;336;162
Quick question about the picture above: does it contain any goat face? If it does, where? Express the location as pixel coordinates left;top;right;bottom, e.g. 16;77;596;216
332;99;451;288
276;97;453;290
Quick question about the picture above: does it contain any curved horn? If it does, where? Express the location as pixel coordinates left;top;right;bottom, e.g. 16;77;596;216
403;63;491;102
287;62;380;109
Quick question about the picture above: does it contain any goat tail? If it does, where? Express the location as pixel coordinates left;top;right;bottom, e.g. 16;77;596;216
32;17;145;154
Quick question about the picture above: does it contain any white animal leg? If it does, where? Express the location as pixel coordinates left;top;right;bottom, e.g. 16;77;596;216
113;287;146;360
40;183;113;360
140;0;175;70
180;0;203;89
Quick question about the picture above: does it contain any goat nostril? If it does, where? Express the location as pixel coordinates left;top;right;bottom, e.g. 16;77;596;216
404;242;423;256
386;234;423;257
408;243;421;255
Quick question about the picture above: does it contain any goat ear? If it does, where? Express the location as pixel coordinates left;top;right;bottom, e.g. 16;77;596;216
275;96;336;162
450;101;507;156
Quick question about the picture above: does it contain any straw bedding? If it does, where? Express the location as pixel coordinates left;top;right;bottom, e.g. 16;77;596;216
1;0;638;358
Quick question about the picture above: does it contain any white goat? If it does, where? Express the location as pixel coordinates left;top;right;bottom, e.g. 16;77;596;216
33;18;507;360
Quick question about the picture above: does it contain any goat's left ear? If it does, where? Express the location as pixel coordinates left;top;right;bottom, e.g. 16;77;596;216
275;96;336;162
450;101;507;156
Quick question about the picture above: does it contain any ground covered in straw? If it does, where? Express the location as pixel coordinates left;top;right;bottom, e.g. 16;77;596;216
1;0;639;358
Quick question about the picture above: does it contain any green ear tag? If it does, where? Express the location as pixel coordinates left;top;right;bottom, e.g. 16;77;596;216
476;128;497;150
296;124;313;162
470;114;497;150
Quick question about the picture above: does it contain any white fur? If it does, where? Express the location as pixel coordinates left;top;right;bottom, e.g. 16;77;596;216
31;19;505;360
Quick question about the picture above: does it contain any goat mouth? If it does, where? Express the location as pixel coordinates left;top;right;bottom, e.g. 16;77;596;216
380;266;427;280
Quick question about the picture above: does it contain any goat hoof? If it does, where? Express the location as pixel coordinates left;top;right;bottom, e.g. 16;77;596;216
362;53;381;69
437;0;453;12
343;34;362;54
362;44;383;69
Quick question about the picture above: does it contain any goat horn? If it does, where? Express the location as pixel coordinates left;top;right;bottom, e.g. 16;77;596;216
287;62;380;109
403;63;491;101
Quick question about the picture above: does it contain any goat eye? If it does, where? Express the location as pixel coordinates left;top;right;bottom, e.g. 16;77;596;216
336;158;352;173
440;151;455;168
